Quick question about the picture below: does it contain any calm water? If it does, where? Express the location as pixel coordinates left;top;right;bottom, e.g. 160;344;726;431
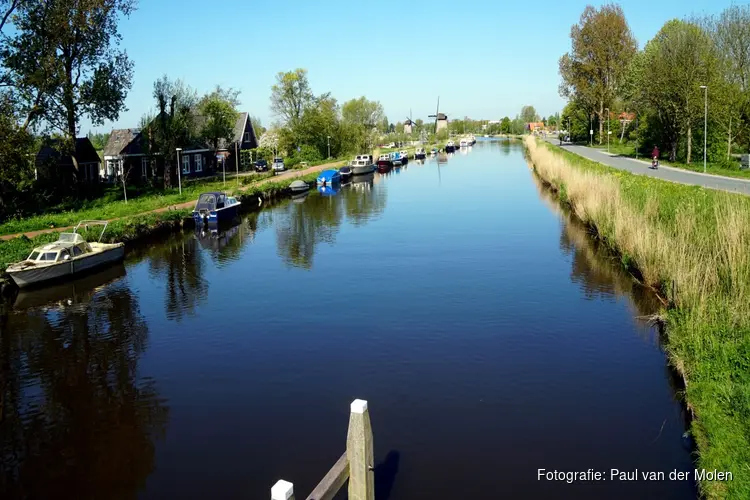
1;140;695;499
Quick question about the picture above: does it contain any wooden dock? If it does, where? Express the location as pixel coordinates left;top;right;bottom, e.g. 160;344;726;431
270;399;375;500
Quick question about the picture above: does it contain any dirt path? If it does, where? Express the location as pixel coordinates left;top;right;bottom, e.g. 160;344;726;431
0;159;345;242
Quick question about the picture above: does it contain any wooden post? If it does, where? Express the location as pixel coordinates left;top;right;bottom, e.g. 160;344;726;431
346;399;374;500
271;479;294;500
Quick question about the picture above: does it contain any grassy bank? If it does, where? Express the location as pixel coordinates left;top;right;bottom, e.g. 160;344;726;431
590;142;750;180
0;172;321;272
525;136;750;499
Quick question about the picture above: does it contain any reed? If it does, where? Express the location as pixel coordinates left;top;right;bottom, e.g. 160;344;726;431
525;136;750;500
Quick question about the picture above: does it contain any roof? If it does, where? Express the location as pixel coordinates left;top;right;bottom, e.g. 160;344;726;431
103;129;143;156
217;112;258;150
618;112;636;121
36;138;101;167
437;113;448;120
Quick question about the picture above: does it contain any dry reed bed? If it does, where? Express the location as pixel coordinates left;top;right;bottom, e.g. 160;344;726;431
525;136;750;500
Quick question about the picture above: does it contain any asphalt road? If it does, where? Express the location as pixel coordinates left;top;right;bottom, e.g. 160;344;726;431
544;137;750;196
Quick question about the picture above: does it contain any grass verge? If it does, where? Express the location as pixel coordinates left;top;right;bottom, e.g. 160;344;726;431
526;136;750;500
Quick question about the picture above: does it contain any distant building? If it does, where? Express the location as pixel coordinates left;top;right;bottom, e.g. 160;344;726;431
526;122;545;133
618;112;635;124
436;113;448;133
404;119;413;135
36;137;101;185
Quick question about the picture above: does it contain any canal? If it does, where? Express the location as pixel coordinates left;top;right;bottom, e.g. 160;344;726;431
0;139;695;499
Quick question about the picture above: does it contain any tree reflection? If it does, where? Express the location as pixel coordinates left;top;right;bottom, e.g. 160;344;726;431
275;191;344;269
342;175;386;227
147;232;208;322
0;281;168;499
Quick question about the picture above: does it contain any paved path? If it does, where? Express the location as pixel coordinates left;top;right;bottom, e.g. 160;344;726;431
0;159;346;241
544;138;750;196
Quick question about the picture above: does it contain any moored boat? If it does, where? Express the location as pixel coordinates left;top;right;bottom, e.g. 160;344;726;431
445;141;456;152
356;154;374;165
430;148;438;156
414;147;426;159
351;159;375;175
391;152;403;167
5;221;125;289
377;154;392;168
317;169;341;186
289;179;310;194
459;139;469;148
193;192;241;225
399;150;410;164
339;166;353;180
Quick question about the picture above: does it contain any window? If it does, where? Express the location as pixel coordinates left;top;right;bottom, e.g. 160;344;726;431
39;252;58;261
73;245;83;256
142;157;148;178
182;154;190;174
195;154;203;172
28;251;39;261
243;131;250;143
60;250;71;261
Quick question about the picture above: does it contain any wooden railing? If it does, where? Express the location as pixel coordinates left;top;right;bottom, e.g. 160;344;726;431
270;399;374;500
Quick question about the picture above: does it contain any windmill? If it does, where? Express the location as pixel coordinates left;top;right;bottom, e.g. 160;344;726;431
404;109;414;135
427;97;449;135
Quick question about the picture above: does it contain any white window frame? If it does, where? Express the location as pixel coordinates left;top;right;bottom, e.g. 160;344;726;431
182;154;190;174
243;131;250;142
142;157;148;178
195;154;203;172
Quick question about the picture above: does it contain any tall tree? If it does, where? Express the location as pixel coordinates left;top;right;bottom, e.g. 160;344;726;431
631;20;721;162
341;97;384;128
3;0;135;143
269;68;313;130
520;105;539;124
198;89;239;153
559;4;637;144
250;116;266;137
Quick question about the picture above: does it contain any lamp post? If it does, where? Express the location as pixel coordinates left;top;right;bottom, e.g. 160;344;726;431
700;85;708;173
605;107;610;153
327;136;331;159
589;113;593;146
175;148;182;195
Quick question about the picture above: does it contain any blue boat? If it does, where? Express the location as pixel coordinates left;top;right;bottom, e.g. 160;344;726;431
317;169;341;186
318;184;340;196
192;192;241;225
391;152;404;166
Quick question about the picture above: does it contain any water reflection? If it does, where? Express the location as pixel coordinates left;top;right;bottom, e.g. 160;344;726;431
0;280;168;499
194;218;257;267
146;234;208;322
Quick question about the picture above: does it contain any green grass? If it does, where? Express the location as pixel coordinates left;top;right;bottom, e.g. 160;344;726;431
590;142;750;180
531;138;750;499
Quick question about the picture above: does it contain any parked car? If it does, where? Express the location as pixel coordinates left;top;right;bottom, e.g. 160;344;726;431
254;159;268;172
272;157;285;173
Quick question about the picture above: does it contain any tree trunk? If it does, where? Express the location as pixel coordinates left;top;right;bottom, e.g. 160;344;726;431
620;120;626;144
670;141;677;162
687;126;692;164
728;115;732;160
64;59;79;183
598;101;604;145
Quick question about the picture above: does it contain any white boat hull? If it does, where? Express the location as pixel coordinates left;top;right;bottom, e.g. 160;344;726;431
352;164;374;175
7;244;125;289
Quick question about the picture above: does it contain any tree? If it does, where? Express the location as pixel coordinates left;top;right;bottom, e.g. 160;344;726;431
520;105;539;124
269;68;313;129
632;20;722;162
3;0;135;144
294;93;341;158
559;4;637;144
198;89;239;153
0;95;35;214
500;117;511;134
250;116;266;137
341;97;384;128
378;116;389;133
87;131;110;151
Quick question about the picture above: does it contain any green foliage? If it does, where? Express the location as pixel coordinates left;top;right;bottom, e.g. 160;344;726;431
270;69;313;129
198;89;239;151
520;105;539;124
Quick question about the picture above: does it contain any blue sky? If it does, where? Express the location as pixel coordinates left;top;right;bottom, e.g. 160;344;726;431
84;0;733;134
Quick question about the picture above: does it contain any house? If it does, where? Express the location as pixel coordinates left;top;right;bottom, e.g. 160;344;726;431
103;128;158;184
618;112;635;124
35;138;101;185
214;112;259;173
526;122;545;133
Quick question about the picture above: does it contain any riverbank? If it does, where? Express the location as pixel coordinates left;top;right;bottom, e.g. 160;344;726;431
525;136;750;499
0;172;322;282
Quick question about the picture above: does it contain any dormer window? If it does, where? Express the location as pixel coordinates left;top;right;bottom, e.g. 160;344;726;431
243;132;250;142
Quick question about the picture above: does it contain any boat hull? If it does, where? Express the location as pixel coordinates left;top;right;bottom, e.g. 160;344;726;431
7;244;125;289
352;164;374;175
377;164;392;173
445;145;456;152
414;153;426;159
192;203;241;225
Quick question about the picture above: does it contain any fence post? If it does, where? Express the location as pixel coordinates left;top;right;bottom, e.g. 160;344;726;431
346;399;374;500
271;479;294;500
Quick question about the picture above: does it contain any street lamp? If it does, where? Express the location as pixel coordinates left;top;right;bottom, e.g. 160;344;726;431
175;148;182;195
327;135;331;159
700;85;708;173
605;107;610;153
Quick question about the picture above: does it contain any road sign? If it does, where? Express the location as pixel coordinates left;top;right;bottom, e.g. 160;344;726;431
608;131;612;135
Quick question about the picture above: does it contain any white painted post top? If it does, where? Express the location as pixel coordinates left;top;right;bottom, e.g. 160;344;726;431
271;479;294;500
351;399;368;414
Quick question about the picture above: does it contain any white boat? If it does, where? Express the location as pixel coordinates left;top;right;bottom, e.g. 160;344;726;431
289;180;310;193
414;148;426;159
351;159;375;175
355;154;374;165
5;221;125;289
459;139;469;148
399;150;410;163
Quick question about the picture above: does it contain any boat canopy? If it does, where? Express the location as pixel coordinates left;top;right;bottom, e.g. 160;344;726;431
26;233;93;262
317;170;340;181
195;192;229;211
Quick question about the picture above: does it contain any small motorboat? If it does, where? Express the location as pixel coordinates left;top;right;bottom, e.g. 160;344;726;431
5;221;125;289
289;179;310;194
445;141;456;152
339;166;353;180
399;150;410;164
351;159;374;175
414;148;426;159
193;192;241;225
317;169;341;186
356;154;374;165
430;148;438;156
391;152;403;167
459;139;469;148
376;154;392;168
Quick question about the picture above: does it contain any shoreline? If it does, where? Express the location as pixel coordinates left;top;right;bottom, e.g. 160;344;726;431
525;135;750;499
